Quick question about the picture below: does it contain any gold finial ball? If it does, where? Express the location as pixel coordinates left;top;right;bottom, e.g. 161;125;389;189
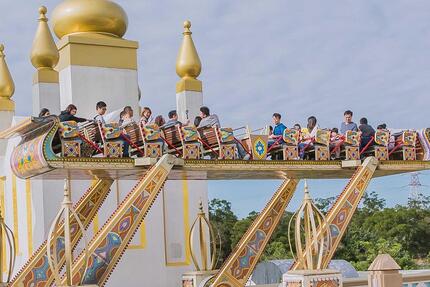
39;6;47;15
51;0;129;39
184;20;191;29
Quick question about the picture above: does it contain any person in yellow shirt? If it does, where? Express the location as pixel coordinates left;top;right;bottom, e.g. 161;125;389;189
299;116;319;158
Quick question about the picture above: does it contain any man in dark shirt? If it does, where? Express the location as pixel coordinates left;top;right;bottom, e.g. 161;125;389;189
359;117;375;150
59;104;87;123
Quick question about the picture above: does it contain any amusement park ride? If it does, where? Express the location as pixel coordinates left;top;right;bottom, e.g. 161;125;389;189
0;1;429;287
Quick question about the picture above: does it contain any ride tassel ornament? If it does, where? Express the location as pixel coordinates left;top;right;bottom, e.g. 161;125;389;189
188;201;218;271
0;209;16;286
288;180;332;270
47;179;91;287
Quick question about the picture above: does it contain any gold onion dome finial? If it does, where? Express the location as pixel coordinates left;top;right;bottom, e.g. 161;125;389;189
51;0;128;39
176;20;202;79
0;44;15;111
30;6;60;70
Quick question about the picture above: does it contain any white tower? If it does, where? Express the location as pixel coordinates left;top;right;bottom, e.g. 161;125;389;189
51;0;140;118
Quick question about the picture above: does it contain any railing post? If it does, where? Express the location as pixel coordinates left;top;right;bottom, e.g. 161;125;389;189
368;254;402;287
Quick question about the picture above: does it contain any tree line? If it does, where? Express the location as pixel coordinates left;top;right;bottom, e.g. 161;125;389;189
209;191;430;270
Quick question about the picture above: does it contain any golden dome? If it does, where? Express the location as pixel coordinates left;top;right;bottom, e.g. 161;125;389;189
30;6;60;69
0;44;15;111
51;0;128;39
176;20;202;79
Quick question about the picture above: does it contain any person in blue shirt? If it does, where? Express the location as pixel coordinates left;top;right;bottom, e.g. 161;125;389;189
269;113;286;147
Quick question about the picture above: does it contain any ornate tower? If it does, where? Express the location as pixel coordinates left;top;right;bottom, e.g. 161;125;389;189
30;6;60;116
0;44;15;154
51;0;140;118
176;20;203;124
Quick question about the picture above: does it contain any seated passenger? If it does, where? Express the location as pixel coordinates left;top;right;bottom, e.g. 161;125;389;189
377;123;387;130
39;108;50;117
94;101;107;124
194;116;202;127
119;110;134;127
198;106;220;128
340;110;358;135
359;117;375;150
123;106;134;120
299;116;319;159
301;116;319;140
154;115;166;127
293;123;301;131
163;110;182;128
140;107;153;125
268;113;286;147
59;104;87;123
330;127;342;159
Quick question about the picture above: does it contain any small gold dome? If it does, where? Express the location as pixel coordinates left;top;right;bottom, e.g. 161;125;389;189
0;44;15;99
176;20;202;79
51;0;128;39
0;44;16;111
30;6;60;69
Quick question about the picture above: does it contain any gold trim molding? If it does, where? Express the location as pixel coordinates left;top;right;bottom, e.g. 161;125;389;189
33;68;59;84
56;34;139;71
176;77;202;93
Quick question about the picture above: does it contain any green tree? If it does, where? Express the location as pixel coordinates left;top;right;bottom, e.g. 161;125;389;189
209;199;238;268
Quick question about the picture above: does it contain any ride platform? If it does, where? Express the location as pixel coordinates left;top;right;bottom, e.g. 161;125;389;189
39;157;430;180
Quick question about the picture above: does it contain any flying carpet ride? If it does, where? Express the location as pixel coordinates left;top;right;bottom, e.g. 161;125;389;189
0;115;429;179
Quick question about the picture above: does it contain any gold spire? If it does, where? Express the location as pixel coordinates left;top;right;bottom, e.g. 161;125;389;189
0;44;15;111
51;0;128;39
30;6;60;70
176;20;202;93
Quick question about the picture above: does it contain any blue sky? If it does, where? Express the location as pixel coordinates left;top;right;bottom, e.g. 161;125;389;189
1;0;429;218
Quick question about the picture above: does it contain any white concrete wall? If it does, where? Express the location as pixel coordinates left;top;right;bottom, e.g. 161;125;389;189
32;83;60;116
59;66;140;119
176;90;203;124
0;110;14;155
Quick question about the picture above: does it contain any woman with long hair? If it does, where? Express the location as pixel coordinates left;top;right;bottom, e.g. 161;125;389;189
59;104;87;122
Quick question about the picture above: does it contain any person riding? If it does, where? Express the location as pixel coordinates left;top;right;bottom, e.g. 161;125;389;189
268;113;286;147
198;106;220;128
163;110;182;128
59;104;87;123
140;107;152;125
39;108;50;117
120;107;134;127
359;117;375;150
299;116;320;159
301;116;319;140
154;115;166;127
123;106;134;120
194;116;202;127
94;101;107;124
340;110;358;134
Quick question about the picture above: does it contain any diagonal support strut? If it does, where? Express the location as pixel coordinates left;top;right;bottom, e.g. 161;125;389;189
10;179;114;287
211;178;299;287
291;157;378;270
